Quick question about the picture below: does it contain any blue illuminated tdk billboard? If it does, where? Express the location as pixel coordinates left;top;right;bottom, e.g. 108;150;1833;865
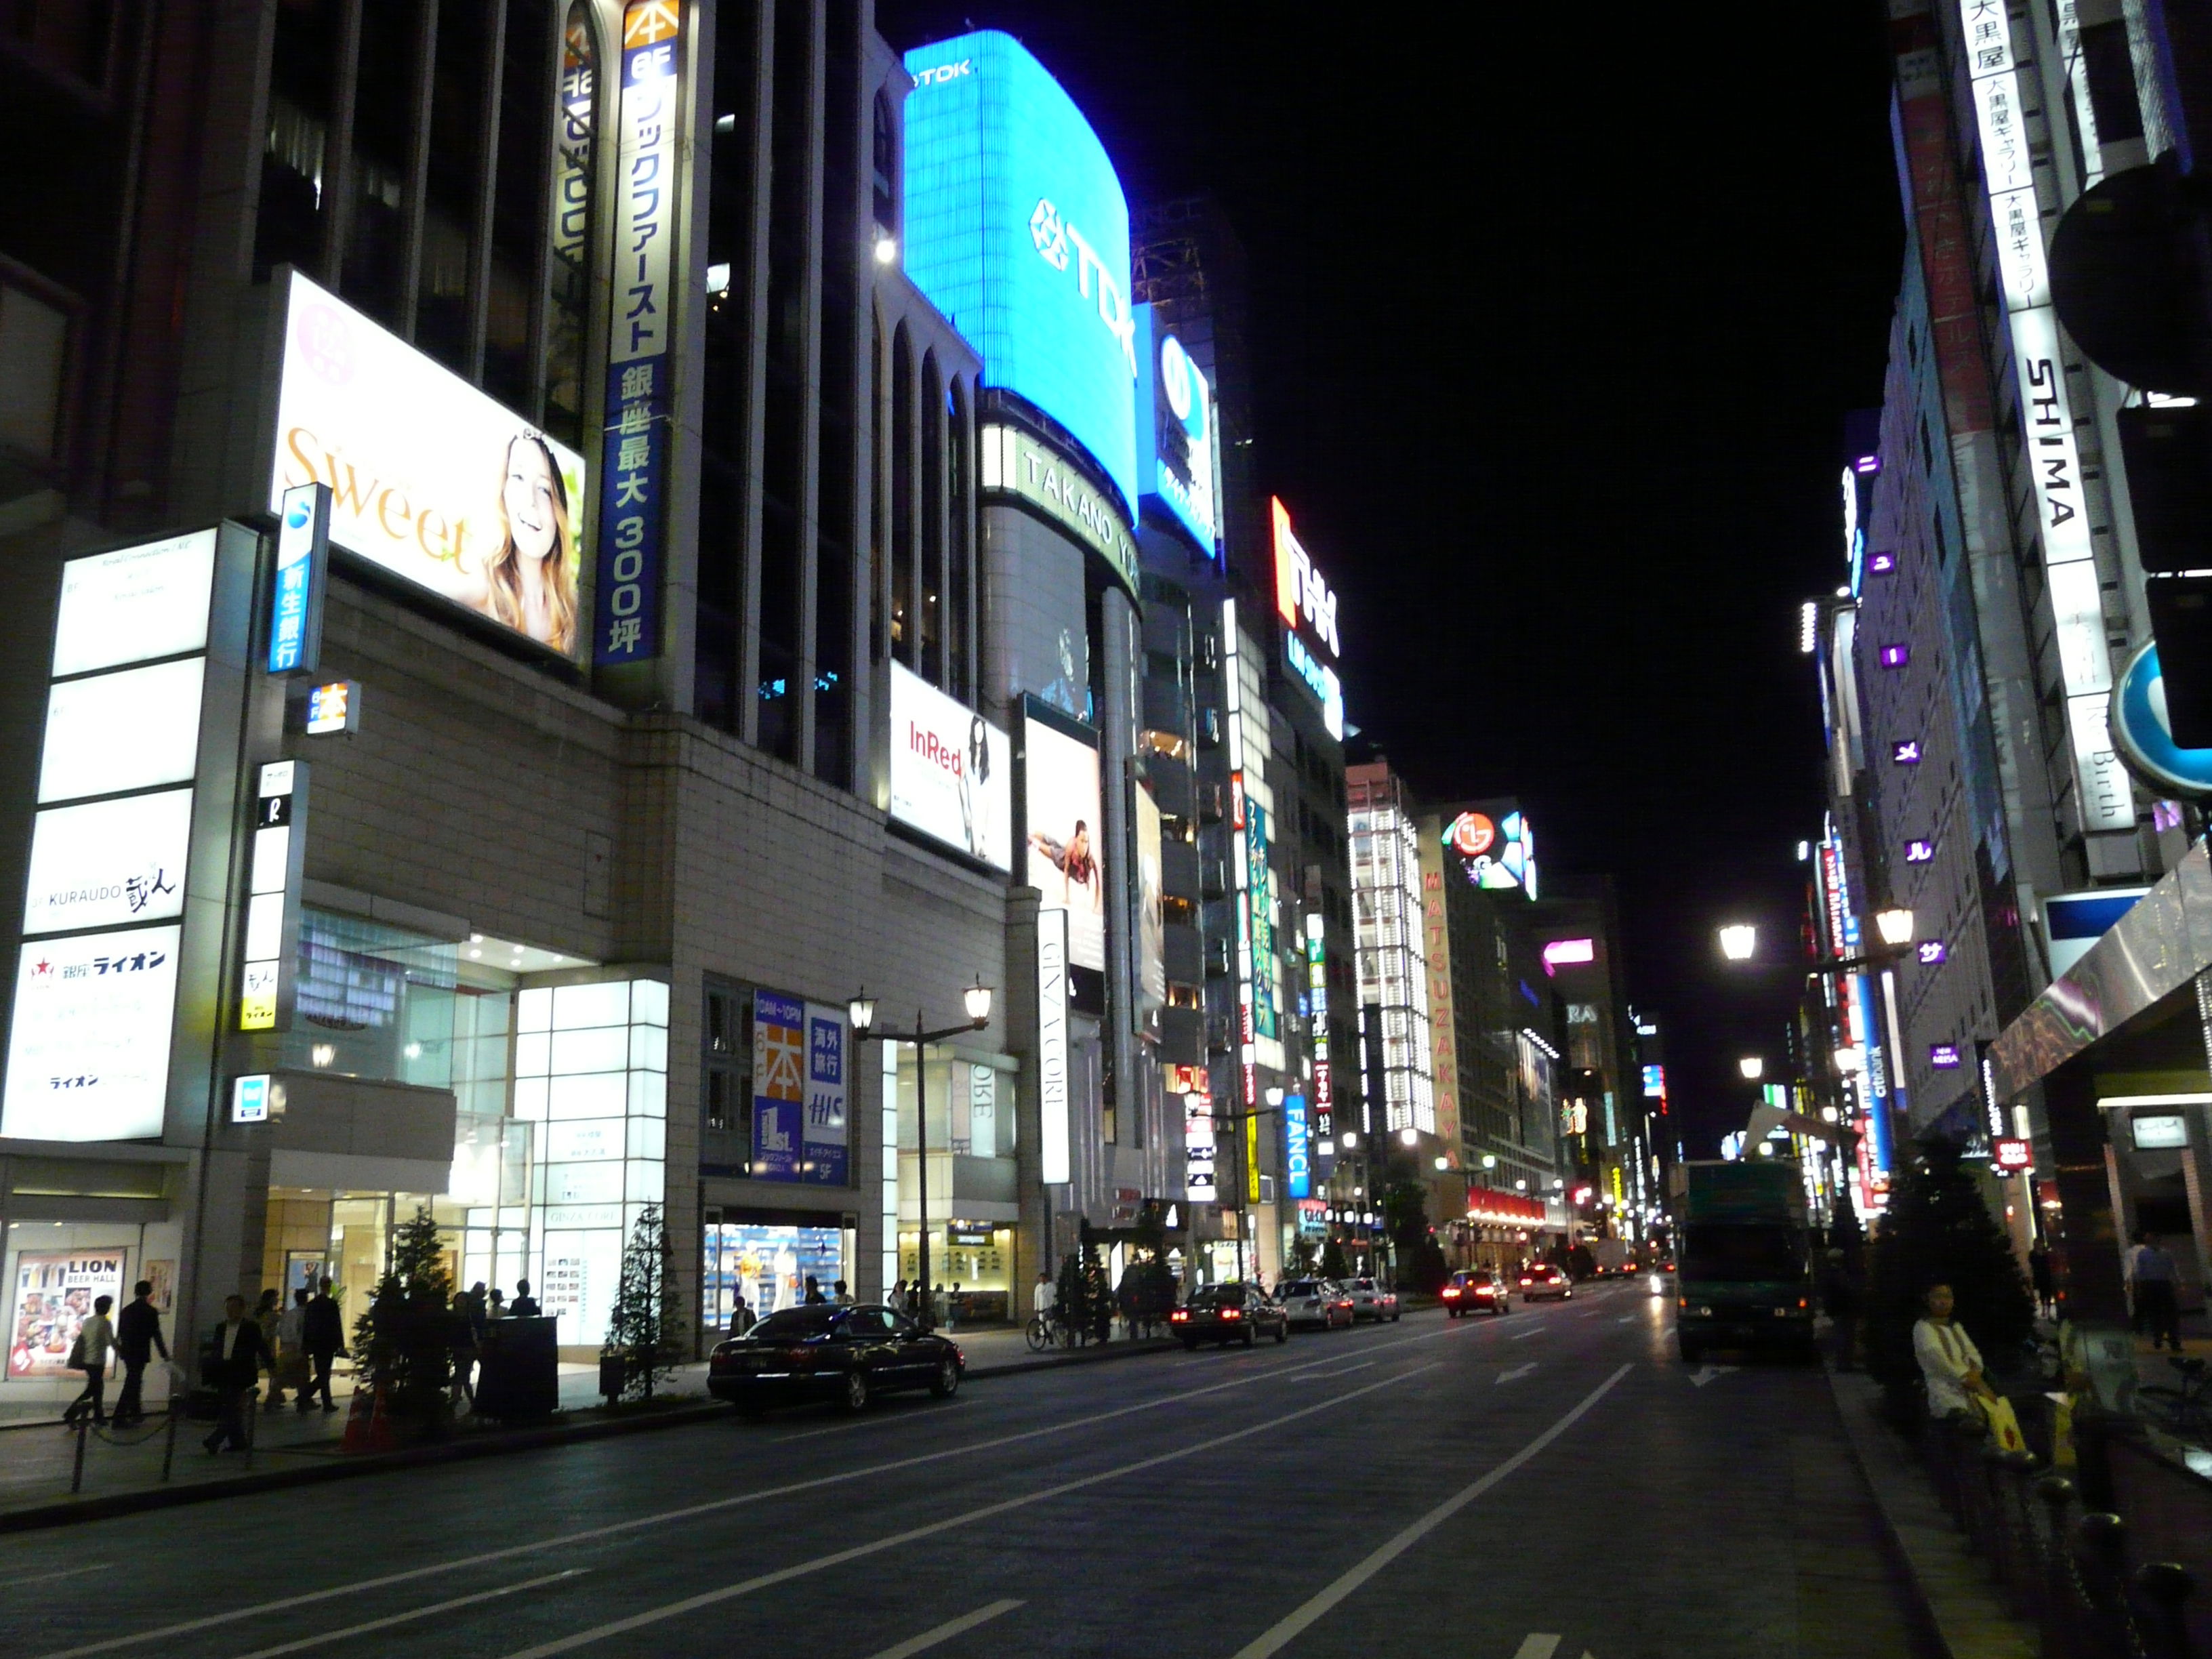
902;31;1138;520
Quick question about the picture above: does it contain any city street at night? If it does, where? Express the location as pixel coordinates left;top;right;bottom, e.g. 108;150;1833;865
1;1291;1933;1659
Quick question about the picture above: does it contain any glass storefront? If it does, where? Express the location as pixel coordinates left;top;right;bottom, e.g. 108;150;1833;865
704;1220;851;1329
898;1222;1012;1322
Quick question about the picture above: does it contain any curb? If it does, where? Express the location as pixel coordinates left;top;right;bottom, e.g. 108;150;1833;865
0;1334;1179;1535
1820;1359;2037;1659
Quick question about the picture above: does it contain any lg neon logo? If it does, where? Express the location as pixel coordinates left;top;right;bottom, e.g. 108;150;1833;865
1028;197;1136;375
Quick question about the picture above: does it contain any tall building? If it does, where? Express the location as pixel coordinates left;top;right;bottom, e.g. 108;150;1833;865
0;6;1229;1409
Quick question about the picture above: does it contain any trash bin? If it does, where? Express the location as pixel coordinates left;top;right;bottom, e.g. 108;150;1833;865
473;1315;558;1420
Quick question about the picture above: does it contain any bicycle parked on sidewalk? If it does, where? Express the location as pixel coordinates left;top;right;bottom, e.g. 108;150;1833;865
2136;1355;2212;1443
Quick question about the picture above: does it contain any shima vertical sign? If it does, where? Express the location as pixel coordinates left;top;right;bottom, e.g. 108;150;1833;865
596;0;681;668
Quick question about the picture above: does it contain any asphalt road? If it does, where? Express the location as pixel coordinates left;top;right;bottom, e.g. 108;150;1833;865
0;1282;1938;1659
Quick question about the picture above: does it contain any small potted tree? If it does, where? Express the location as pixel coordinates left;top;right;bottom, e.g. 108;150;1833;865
601;1203;687;1404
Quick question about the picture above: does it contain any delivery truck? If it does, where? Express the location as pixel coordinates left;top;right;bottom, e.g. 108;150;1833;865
1671;1160;1814;1363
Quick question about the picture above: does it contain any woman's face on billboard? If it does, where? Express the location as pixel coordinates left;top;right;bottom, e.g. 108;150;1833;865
504;439;560;563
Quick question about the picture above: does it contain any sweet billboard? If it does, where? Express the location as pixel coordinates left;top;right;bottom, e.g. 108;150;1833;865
902;30;1138;520
271;271;590;659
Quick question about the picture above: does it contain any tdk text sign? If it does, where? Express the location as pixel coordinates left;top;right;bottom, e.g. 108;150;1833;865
902;30;1139;520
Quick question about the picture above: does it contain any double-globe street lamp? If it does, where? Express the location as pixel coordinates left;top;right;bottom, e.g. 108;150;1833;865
848;979;993;1332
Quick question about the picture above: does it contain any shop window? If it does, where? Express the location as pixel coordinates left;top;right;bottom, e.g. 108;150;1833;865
286;909;461;1084
704;1218;852;1328
516;977;668;1348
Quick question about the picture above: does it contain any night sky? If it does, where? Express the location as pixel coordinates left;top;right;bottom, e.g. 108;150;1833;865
876;2;1906;1155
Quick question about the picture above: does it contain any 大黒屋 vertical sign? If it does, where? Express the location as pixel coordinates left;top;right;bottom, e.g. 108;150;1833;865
596;0;681;668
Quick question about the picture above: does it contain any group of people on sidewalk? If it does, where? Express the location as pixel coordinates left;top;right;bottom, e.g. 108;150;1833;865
60;1280;170;1429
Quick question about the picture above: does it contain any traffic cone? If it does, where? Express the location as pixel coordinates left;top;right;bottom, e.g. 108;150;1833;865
341;1383;394;1452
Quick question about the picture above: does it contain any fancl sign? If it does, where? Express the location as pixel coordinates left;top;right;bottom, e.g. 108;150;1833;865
1283;1092;1310;1200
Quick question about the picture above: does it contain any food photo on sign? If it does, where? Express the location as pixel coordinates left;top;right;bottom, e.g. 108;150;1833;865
9;1250;127;1378
270;272;590;658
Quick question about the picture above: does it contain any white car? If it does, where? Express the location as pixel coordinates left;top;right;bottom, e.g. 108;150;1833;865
1343;1277;1401;1323
1274;1279;1353;1330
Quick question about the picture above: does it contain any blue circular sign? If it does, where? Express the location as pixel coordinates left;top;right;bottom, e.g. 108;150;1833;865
2110;640;2212;797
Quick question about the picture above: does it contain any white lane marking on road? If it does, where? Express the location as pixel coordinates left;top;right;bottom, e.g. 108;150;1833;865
1687;1365;1739;1388
1226;1364;1633;1659
493;1366;1441;1659
1495;1363;1538;1385
1509;1325;1544;1340
1512;1639;1561;1659
1615;1315;1636;1323
224;1571;586;1659
861;1598;1023;1659
8;1563;115;1587
1284;1360;1376;1382
38;1359;1347;1659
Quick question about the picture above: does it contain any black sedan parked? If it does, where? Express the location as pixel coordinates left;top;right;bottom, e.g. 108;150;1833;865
708;1305;964;1416
1169;1282;1290;1349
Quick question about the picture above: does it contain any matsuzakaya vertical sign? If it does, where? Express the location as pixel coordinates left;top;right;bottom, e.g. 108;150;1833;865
596;0;681;668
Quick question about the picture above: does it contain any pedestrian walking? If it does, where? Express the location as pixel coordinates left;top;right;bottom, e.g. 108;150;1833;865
832;1279;854;1307
464;1282;490;1340
931;1283;947;1328
726;1294;754;1338
486;1288;508;1321
253;1288;287;1406
2130;1231;2184;1352
113;1280;169;1425
301;1276;343;1413
2028;1242;2055;1320
888;1278;908;1317
511;1279;541;1318
449;1292;479;1410
804;1275;827;1305
274;1287;310;1404
203;1294;271;1453
947;1282;962;1330
62;1294;116;1427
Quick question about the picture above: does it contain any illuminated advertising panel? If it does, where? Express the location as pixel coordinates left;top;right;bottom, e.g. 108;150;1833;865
272;270;590;659
1954;1;2131;830
902;30;1139;518
1440;806;1537;898
595;0;682;667
1134;781;1165;1015
979;424;1137;598
750;992;844;1184
39;659;205;806
22;789;193;937
1283;1093;1310;1200
886;662;1013;869
1271;497;1340;657
3;925;181;1141
51;530;216;678
1022;711;1105;972
1038;909;1071;1184
1183;1091;1216;1202
8;1250;129;1378
1135;305;1219;554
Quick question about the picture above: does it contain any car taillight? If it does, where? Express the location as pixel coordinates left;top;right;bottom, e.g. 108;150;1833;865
1441;1288;1460;1298
1222;1309;1242;1320
1476;1286;1495;1296
1519;1278;1531;1286
1170;1310;1188;1322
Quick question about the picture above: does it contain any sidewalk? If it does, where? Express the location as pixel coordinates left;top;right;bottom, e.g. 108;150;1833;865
0;1326;1173;1534
1823;1363;2039;1659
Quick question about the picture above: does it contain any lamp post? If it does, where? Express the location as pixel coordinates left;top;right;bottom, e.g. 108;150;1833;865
848;979;992;1332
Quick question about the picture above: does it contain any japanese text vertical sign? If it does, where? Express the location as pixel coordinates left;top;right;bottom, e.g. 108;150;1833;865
802;1002;849;1185
596;0;681;668
268;483;329;674
752;991;805;1181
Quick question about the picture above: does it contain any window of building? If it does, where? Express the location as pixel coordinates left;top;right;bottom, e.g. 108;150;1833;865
255;0;340;283
704;981;751;1136
416;0;495;371
342;1;422;329
539;1;598;445
0;277;70;464
484;0;560;411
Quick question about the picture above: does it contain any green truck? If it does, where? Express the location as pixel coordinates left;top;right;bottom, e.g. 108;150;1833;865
1672;1160;1814;1363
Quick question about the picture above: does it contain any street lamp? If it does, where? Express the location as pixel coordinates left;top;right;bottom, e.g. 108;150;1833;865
1719;924;1757;962
1873;907;1916;947
847;979;993;1331
1738;1056;1765;1082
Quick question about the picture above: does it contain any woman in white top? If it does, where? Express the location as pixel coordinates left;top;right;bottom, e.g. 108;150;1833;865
1913;1282;1996;1419
64;1295;117;1427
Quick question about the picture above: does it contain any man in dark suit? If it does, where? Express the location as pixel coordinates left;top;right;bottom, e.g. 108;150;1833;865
300;1276;344;1413
112;1279;169;1425
203;1294;271;1453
